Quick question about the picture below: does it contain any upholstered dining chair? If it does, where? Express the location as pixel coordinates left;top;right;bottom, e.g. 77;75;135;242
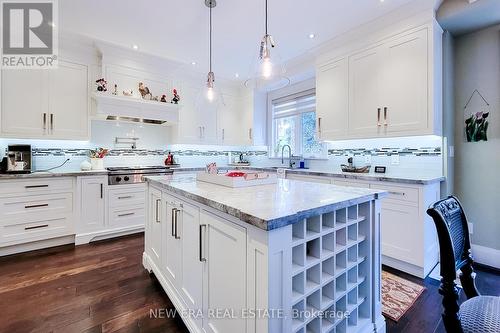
427;196;500;333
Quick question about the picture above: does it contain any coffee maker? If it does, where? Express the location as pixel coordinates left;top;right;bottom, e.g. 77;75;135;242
1;145;32;174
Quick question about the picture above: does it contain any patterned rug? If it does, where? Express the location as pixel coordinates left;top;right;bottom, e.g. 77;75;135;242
382;271;426;322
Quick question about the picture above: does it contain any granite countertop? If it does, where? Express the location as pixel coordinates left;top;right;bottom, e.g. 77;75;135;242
171;166;445;185
0;169;109;179
146;174;386;231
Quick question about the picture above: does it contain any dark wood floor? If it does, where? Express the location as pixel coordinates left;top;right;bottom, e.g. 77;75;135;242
0;234;498;333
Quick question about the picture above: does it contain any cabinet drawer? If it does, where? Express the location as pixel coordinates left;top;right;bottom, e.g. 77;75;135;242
370;184;419;204
108;205;145;228
108;187;146;208
0;178;73;197
1;215;71;245
333;180;370;188
287;174;332;184
0;193;73;224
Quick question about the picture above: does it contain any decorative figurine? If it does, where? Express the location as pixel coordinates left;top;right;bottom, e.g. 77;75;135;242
112;84;118;95
123;90;133;97
165;151;174;166
139;82;152;100
171;88;180;104
160;94;167;103
96;78;107;92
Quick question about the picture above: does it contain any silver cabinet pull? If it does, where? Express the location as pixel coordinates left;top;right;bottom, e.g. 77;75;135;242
171;208;177;236
50;113;54;132
43;113;47;131
25;184;48;189
25;224;49;230
118;212;135;217
222;129;225;141
384;107;388;126
202;126;205;138
25;203;48;209
199;224;207;262
389;191;405;196
318;117;322;138
249;128;253;140
100;183;103;199
199;126;203;138
155;199;161;223
174;209;181;239
377;108;382;127
118;195;133;200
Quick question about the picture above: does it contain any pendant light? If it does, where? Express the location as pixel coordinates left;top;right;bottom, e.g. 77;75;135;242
205;0;217;102
245;0;290;90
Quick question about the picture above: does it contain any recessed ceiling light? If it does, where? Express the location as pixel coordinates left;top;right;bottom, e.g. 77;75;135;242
191;61;197;66
309;33;316;39
235;73;240;78
132;44;139;50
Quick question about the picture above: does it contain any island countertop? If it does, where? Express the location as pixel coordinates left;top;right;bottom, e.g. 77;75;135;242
146;174;386;231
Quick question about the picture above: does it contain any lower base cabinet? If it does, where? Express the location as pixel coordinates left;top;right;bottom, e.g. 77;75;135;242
146;186;247;333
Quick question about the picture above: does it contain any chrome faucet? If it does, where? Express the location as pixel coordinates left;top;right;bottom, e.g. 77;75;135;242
281;144;294;168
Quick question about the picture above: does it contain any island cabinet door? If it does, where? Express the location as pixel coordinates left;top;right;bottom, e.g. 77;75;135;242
148;187;163;268
163;194;182;291
178;201;203;330
201;210;247;333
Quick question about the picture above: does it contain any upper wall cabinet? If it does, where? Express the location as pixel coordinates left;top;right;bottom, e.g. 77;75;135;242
316;23;442;140
1;60;90;140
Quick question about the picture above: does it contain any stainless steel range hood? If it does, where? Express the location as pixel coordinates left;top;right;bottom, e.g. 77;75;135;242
105;115;167;125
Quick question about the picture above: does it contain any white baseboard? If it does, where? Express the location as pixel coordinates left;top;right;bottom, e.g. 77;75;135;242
471;244;500;269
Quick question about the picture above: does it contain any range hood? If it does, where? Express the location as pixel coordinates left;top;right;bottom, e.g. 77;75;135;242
92;93;180;126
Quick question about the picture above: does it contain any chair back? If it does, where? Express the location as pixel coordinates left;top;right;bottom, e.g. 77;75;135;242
426;196;472;281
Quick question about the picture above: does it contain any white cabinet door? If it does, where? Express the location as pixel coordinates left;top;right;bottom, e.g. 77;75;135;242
348;46;383;137
200;102;218;144
316;58;348;140
218;94;244;145
202;211;247;333
148;187;163;268
1;69;48;137
48;61;89;140
78;177;106;232
178;201;203;330
380;202;422;267
381;28;428;134
163;194;182;290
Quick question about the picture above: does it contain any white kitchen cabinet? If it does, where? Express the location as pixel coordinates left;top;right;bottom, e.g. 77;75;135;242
77;176;106;233
163;193;183;290
317;23;442;140
178;201;203;329
218;94;243;145
380;28;429;134
48;61;89;140
0;70;47;137
201;210;247;333
316;58;349;140
148;186;163;269
0;60;89;140
348;46;383;137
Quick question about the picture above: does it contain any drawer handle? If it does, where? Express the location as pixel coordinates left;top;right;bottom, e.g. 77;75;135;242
118;196;133;200
199;224;207;262
25;203;49;209
155;199;161;223
25;224;49;230
389;191;406;196
118;212;135;217
25;185;49;189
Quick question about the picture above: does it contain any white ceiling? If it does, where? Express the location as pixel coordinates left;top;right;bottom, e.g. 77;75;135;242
60;0;422;80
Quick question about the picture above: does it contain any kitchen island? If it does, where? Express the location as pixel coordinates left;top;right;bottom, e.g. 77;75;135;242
143;174;387;333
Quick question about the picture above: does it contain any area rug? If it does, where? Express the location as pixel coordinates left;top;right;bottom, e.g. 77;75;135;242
381;271;426;322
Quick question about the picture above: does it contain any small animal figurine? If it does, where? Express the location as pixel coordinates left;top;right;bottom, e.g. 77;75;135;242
112;84;118;95
123;90;133;97
96;78;107;92
160;94;167;103
171;88;180;104
139;82;152;100
164;151;174;166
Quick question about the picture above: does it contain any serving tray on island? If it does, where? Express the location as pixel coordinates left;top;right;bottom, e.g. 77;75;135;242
196;171;277;188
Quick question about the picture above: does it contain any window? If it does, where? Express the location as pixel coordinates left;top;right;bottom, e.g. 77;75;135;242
271;89;325;158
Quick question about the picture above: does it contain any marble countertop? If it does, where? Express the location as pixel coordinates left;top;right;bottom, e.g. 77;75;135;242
0;169;109;179
171;166;445;185
146;174;386;231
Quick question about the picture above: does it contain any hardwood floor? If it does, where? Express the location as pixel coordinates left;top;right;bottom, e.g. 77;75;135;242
0;234;498;333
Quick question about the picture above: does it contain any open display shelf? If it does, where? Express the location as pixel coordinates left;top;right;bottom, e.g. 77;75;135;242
290;202;373;333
